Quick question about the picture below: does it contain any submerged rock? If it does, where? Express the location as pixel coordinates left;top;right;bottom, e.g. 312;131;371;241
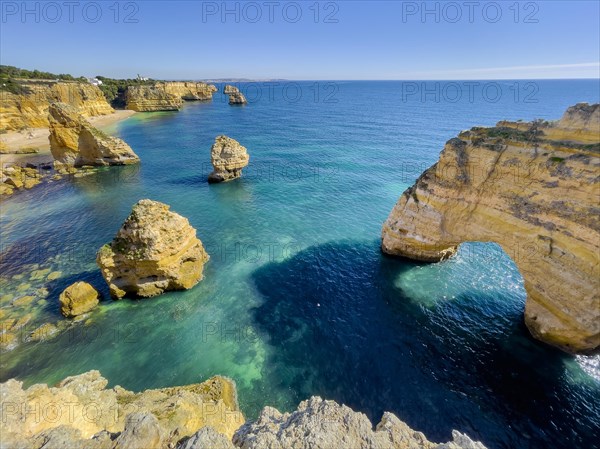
381;103;600;353
59;282;99;318
48;102;140;167
97;199;209;299
228;92;247;105
208;136;250;183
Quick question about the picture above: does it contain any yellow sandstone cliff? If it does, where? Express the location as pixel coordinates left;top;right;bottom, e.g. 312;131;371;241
0;81;113;131
125;82;217;111
381;103;600;354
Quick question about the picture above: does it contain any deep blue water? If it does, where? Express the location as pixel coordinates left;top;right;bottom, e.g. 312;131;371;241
1;80;599;449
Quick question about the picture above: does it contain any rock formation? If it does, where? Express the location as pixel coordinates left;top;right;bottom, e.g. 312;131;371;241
97;199;209;298
0;370;244;448
0;165;43;196
0;81;113;131
125;85;183;111
234;397;487;449
223;85;240;94
162;81;217;101
0;372;488;449
381;103;600;354
125;82;217;111
59;282;99;317
48;103;140;167
228;92;248;105
208;136;250;183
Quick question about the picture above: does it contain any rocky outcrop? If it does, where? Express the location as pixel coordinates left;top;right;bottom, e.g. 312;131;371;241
48;103;139;167
125;82;217;111
59;282;99;317
223;85;239;94
228;92;247;105
0;370;244;448
381;103;600;354
125;85;183;111
208;136;250;183
97;199;209;299
0;372;487;449
0;81;113;131
234;397;486;449
0;165;43;196
162;81;217;101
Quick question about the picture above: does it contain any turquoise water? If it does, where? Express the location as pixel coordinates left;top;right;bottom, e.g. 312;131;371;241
1;80;599;449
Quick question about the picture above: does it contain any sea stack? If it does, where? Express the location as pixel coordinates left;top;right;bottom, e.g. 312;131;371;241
48;102;139;167
223;85;239;94
97;199;209;299
228;92;247;105
208;135;250;183
381;103;600;354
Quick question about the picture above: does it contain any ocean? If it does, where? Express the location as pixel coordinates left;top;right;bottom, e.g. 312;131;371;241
1;80;599;449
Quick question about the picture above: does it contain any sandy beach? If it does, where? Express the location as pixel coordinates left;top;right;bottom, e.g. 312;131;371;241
0;109;137;165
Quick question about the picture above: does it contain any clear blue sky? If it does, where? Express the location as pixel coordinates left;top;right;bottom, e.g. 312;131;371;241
1;1;599;80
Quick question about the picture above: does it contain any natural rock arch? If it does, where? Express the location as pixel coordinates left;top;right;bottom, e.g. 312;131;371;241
382;104;600;354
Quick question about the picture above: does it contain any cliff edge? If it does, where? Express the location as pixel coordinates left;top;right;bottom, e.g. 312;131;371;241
381;103;600;354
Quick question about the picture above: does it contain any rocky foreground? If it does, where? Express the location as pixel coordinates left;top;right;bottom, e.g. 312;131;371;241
0;371;487;449
382;103;600;353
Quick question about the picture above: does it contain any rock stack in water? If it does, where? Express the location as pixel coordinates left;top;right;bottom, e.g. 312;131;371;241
48;102;139;167
208;135;250;183
223;85;239;94
228;92;247;105
97;199;209;299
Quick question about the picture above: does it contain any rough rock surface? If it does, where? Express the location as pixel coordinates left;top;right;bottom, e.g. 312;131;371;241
223;85;240;94
97;199;209;298
59;281;99;317
178;427;235;449
48;103;139;167
0;81;113;131
125;85;183;111
0;165;43;196
125;82;217;111
233;396;487;449
381;103;600;353
0;370;244;448
228;92;247;105
208;136;250;183
162;81;217;101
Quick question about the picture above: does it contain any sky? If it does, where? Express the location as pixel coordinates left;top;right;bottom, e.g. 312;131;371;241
1;0;599;80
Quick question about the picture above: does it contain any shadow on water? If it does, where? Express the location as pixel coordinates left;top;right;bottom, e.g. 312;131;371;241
250;239;600;449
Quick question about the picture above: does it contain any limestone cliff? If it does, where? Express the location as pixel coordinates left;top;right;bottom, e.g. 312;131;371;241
162;81;217;101
0;372;487;449
97;199;209;298
0;81;113;131
125;82;217;111
0;370;244;448
208;135;250;183
381;103;600;354
48;103;139;167
125;85;183;111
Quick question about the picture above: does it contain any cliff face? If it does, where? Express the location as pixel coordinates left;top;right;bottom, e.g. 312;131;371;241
162;81;217;101
0;371;487;449
381;104;600;354
48;103;139;167
125;85;183;111
125;82;217;111
0;81;113;131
